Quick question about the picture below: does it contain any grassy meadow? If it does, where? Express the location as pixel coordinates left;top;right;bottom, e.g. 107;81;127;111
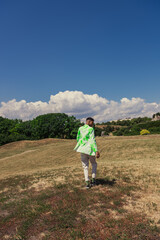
0;135;160;239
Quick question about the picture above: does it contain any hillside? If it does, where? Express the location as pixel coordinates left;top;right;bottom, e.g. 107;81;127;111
1;136;160;239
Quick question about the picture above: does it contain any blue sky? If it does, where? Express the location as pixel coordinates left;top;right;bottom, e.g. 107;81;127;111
0;0;160;105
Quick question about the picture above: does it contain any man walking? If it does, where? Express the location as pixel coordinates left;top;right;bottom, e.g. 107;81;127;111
74;117;100;188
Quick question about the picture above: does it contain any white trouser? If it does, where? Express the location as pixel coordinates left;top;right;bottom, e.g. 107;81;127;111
81;153;97;182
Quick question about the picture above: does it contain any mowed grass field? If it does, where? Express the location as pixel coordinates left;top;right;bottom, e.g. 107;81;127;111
1;135;160;239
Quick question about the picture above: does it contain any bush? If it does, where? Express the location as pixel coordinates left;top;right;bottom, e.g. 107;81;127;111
140;129;150;135
94;127;103;136
148;126;160;134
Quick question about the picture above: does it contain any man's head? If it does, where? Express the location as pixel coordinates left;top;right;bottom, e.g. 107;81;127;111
86;117;94;127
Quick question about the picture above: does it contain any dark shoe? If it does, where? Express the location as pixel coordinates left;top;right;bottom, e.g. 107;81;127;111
91;178;96;187
85;181;90;189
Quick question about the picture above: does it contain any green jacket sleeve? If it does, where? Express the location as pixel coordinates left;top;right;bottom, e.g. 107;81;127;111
76;128;81;142
90;129;98;153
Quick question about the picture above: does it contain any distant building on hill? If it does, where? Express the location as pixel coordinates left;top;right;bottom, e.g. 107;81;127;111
110;117;131;122
152;113;160;121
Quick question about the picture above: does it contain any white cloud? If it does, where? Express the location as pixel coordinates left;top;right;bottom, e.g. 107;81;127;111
0;90;160;122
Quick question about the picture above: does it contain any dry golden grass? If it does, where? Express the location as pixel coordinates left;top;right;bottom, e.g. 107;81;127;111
0;138;78;179
1;135;160;228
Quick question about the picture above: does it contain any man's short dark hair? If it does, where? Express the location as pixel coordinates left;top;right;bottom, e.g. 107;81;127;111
86;117;94;122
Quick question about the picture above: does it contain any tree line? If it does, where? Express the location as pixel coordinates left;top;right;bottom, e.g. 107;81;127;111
97;117;152;127
96;114;160;136
113;119;160;136
1;113;160;146
0;113;103;146
0;113;82;146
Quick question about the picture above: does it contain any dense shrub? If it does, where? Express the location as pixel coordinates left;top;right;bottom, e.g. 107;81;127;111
140;129;150;135
148;126;160;134
94;127;103;136
0;117;23;145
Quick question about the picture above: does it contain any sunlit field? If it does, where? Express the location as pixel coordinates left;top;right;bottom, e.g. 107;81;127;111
1;135;160;239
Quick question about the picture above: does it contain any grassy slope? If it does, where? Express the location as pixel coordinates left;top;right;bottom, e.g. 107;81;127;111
0;136;160;239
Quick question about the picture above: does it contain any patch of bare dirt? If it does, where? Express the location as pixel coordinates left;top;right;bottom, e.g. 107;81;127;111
28;231;50;240
108;209;124;220
78;202;105;221
28;180;53;191
124;192;160;225
0;210;10;217
54;176;65;183
0;187;9;194
28;175;66;192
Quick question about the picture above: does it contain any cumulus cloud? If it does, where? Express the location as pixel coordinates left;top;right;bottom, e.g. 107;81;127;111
0;90;160;122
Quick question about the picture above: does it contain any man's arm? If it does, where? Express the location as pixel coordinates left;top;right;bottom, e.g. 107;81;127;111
76;128;81;142
90;129;100;158
74;128;81;151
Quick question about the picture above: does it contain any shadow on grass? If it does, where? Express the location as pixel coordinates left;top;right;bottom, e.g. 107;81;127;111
96;178;116;186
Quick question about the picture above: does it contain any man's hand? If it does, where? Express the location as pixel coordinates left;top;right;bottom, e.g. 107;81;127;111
96;151;100;158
